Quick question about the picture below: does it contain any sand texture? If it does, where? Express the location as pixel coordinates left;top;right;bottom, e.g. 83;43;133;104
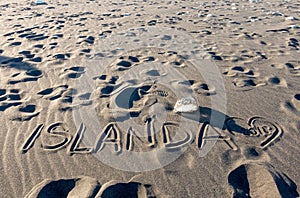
0;0;299;197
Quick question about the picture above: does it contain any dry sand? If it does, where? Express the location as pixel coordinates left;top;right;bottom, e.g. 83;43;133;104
0;0;299;197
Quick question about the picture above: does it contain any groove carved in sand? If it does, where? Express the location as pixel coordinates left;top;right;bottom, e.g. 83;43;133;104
225;116;283;150
20;115;283;155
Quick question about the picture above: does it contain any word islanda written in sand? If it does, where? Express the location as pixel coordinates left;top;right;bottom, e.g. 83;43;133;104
21;116;283;155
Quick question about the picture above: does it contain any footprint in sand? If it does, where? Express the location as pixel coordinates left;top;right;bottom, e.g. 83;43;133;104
25;176;101;198
9;41;22;46
109;49;190;72
25;176;156;198
111;55;141;71
11;104;41;121
18;50;36;59
0;55;38;72
191;81;216;96
0;88;40;120
288;38;299;50
228;163;299;198
17;50;42;63
99;30;112;39
223;66;259;78
170;79;216;96
37;85;70;101
7;69;43;84
284;61;300;76
224;66;288;90
281;93;300;117
92;47;208;102
37;85;92;111
0;89;27;111
98;180;156;198
53;53;72;61
223;66;266;91
94;53;164;99
59;66;86;79
266;76;287;87
18;31;49;42
0;90;40;123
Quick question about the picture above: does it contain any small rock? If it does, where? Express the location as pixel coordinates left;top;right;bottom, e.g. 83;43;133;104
35;0;47;5
85;36;95;44
289;25;300;29
174;97;198;113
271;11;283;16
206;14;216;18
285;16;297;21
148;20;157;26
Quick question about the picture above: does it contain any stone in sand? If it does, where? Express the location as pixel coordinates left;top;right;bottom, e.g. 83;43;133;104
36;0;47;5
174;97;198;113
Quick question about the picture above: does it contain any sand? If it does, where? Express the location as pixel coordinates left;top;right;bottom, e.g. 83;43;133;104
0;0;299;197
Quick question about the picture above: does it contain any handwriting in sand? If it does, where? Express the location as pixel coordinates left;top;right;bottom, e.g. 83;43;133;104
21;116;283;155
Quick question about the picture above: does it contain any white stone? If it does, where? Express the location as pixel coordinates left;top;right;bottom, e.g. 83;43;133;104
206;14;216;18
289;25;300;29
285;16;297;21
271;11;283;16
174;97;198;113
